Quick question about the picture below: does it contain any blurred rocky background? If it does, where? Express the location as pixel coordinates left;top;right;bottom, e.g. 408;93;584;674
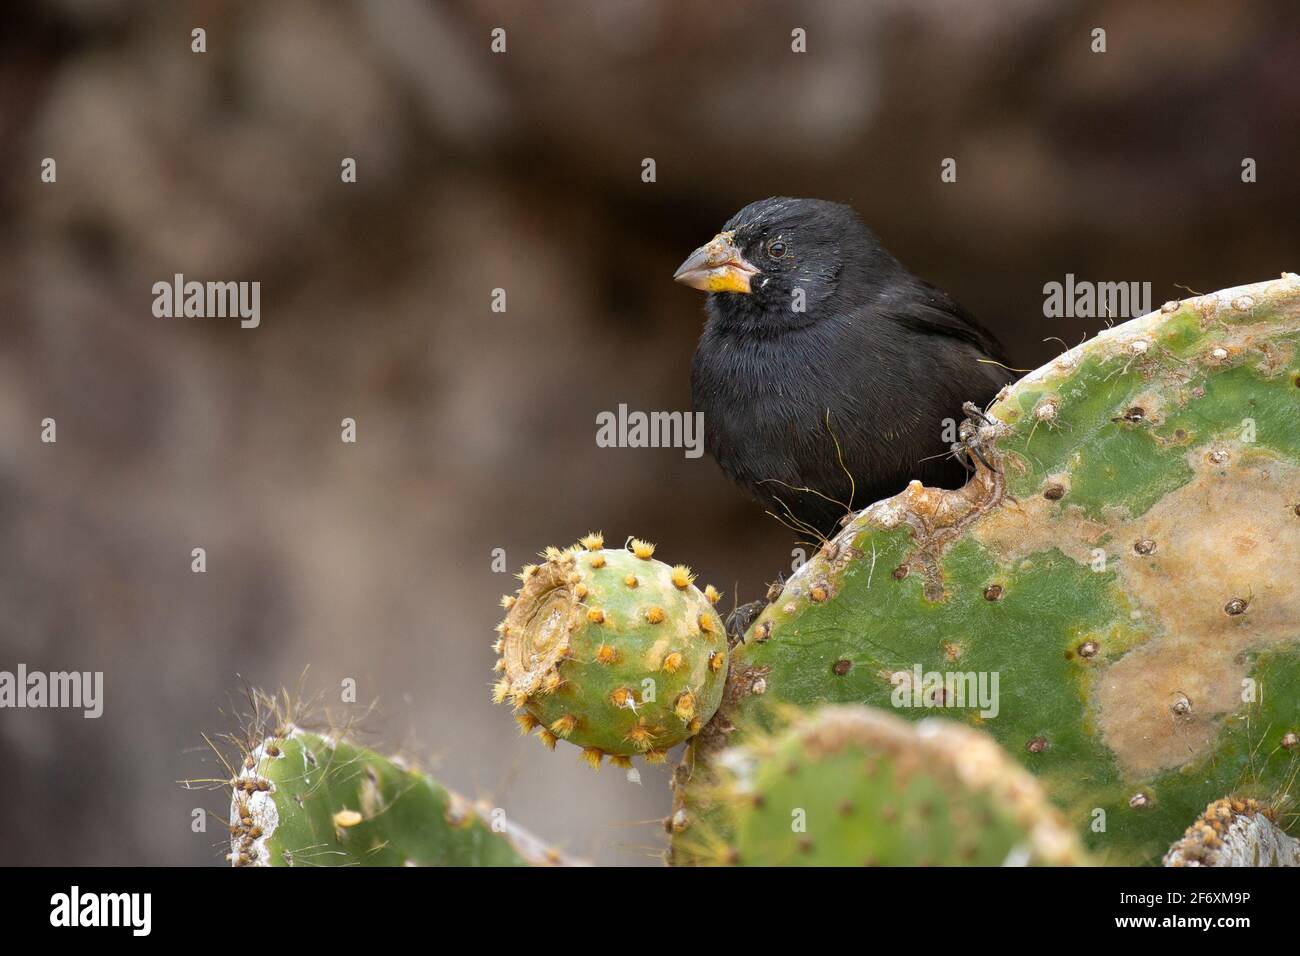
0;0;1296;864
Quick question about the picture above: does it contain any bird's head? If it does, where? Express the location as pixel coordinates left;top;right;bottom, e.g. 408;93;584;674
673;197;870;330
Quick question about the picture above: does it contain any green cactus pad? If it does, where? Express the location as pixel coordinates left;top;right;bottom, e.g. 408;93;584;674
494;535;728;765
229;728;572;867
674;275;1300;865
686;705;1085;866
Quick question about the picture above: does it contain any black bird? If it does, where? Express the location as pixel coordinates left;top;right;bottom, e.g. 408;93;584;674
674;197;1014;540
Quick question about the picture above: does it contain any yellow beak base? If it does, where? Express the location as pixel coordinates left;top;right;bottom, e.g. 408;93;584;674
673;231;758;294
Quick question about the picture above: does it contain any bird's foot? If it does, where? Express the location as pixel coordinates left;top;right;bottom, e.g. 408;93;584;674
725;600;767;646
950;401;1007;475
961;401;994;425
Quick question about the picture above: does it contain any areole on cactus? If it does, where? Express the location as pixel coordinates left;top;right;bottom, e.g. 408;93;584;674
492;534;729;768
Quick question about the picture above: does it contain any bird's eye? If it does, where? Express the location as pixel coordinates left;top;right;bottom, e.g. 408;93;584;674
767;239;787;259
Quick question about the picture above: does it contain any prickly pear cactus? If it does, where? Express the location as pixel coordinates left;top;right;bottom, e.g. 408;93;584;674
676;275;1300;865
230;728;571;867
682;705;1085;866
1164;796;1300;867
494;534;728;768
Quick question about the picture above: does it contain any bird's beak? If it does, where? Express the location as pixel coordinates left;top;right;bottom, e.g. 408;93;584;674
673;231;758;294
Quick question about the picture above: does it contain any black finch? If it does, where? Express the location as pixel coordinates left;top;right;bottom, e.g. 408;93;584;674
675;197;1014;540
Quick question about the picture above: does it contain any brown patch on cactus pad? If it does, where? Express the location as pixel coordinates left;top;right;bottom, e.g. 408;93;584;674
972;489;1112;566
1095;445;1300;777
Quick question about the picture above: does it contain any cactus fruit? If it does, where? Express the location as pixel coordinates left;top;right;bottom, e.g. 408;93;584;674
673;275;1300;864
680;705;1086;866
229;726;574;867
494;535;728;766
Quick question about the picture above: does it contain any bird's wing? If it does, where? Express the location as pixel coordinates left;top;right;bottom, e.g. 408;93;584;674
885;281;1010;363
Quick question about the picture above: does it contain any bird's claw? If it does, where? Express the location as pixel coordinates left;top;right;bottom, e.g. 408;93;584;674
950;441;975;474
951;402;1002;475
725;600;767;645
